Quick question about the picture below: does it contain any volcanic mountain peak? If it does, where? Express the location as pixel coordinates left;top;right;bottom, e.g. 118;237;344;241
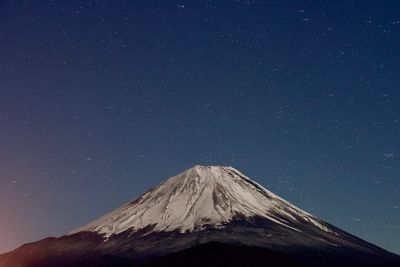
70;165;334;237
2;166;399;267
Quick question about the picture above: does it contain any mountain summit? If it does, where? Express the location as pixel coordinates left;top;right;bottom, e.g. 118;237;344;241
1;165;399;267
70;165;331;237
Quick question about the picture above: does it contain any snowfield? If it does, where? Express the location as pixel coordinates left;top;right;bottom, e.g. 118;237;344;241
69;165;336;237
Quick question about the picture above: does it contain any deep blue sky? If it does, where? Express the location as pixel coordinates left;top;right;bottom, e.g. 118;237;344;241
0;0;399;254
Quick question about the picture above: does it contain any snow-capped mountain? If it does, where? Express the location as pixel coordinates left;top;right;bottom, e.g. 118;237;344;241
0;165;399;267
70;165;333;237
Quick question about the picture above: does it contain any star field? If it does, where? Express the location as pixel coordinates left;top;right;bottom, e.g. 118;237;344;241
0;0;399;254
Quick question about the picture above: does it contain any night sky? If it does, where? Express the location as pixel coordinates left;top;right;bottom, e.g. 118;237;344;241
1;0;399;254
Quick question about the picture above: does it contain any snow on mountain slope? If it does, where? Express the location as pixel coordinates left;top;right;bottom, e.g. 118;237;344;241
69;165;335;237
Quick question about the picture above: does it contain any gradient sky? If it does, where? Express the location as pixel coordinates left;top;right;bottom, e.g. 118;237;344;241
0;0;399;254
